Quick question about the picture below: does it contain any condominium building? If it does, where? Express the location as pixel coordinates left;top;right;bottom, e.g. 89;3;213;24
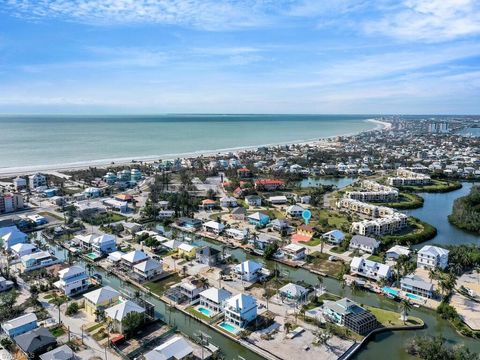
0;193;24;214
350;213;408;236
388;168;431;186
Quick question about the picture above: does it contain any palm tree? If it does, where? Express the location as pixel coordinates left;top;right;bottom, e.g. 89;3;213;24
428;268;437;284
399;299;412;324
50;293;66;324
284;322;293;334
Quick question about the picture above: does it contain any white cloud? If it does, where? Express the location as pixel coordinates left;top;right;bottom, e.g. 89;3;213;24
364;0;480;42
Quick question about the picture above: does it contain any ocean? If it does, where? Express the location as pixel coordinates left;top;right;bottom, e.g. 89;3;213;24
0;114;377;172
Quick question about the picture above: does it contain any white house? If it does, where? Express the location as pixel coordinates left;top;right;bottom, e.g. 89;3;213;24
220;196;238;208
54;265;89;296
234;260;263;282
1;226;28;251
269;195;288;204
224;293;257;328
21;251;60;272
285;204;304;218
322;230;345;245
29;173;47;189
133;259;163;280
278;283;308;302
386;245;411;260
349;235;380;254
121;250;149;268
199;287;232;313
281;243;306;261
10;243;37;258
245;195;262;207
350;257;392;282
203;221;225;235
417;245;449;270
144;336;193;360
91;234;117;256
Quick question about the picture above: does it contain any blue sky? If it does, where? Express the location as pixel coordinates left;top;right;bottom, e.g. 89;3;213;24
0;0;479;114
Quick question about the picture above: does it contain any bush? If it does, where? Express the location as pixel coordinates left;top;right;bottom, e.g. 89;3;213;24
66;302;79;316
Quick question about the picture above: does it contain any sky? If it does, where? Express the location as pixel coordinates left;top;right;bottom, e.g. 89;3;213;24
0;0;479;114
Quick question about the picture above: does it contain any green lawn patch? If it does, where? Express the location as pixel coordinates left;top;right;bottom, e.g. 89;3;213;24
381;192;424;210
50;326;66;337
144;273;181;296
367;254;384;263
398;179;462;193
380;217;437;246
366;306;424;328
302;238;322;246
86;323;104;333
306;252;344;277
186;306;212;322
38;211;64;221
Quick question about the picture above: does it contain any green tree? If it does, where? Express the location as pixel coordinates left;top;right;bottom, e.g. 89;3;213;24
122;311;145;337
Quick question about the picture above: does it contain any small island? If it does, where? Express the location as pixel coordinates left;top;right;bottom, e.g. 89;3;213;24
448;186;480;233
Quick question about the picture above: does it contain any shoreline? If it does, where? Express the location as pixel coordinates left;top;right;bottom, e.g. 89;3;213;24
0;118;389;177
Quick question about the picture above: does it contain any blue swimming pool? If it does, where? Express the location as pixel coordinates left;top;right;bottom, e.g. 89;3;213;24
382;286;399;297
219;322;240;334
197;306;213;317
406;293;421;300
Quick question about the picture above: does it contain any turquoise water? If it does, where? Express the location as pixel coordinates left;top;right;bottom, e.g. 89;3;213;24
0;114;376;170
219;322;239;334
382;287;399;297
197;306;213;317
406;293;420;300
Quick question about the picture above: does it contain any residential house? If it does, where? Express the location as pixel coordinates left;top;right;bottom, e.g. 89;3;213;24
144;336;193;360
386;245;411;260
83;286;120;316
292;225;316;243
122;222;143;235
254;179;285;191
14;328;56;358
39;345;75;360
83;187;102;198
199;287;232;313
21;251;60;272
269;195;288;205
179;279;206;305
322;230;345;245
0;276;14;293
247;212;270;226
91;234;117;256
350;257;392;282
203;221;225;235
323;298;378;335
245;195;262;207
54;265;89;296
278;283;308;302
234;260;263;282
10;243;37;258
417;245;449;270
200;199;216;210
12;177;27;191
220;196;238;208
224;293;257;328
281;243;306;261
105;300;145;333
75;234;97;251
178;243;198;259
225;228;248;241
195;246;221;266
285;204;304;217
29;173;47;189
121;250;149;268
1;313;38;337
271;219;290;232
133;259;163;280
230;207;247;221
0;226;28;251
400;275;434;298
349;235;380;254
175;217;202;230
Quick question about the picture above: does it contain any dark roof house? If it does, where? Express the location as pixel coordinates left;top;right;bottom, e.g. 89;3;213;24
14;328;57;357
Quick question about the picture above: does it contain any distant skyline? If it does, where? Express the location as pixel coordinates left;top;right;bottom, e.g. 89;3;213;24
0;0;479;114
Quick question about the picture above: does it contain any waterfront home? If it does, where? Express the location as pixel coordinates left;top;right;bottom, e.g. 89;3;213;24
91;234;117;256
133;259;163;280
199;287;232;313
349;235;380;254
0;226;28;251
247;212;270;226
400;275;434;298
230;206;247;221
179;279;206;305
269;195;288;205
10;243;37;258
29;173;47;189
13;177;27;191
195;246;221;266
245;195;262;207
278;283;308;303
1;313;38;338
21;251;60;272
121;250;149;268
224;293;258;328
281;243;306;261
122;222;143;235
386;245;411;260
105;300;145;333
102;197;128;212
323;298;378;335
0;276;14;293
225;228;248;241
144;336;194;360
292;225;316;243
83;187;102;198
200;199;216;210
14;328;56;359
54;265;89;296
248;233;274;251
350;257;392;282
175;217;202;230
417;245;449;270
203;221;225;235
234;260;263;282
322;229;345;245
27;214;47;225
162;239;182;251
39;345;74;360
103;172;117;184
75;234;96;251
271;219;290;232
178;243;198;259
220;196;238;208
83;286;120;316
255;179;285;191
107;251;125;264
285;204;304;217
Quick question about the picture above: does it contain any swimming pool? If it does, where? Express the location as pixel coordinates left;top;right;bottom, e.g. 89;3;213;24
219;322;240;334
86;252;100;260
382;287;399;297
406;293;421;300
197;306;213;317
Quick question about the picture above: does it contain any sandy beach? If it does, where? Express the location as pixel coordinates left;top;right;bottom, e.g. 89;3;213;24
0;118;390;178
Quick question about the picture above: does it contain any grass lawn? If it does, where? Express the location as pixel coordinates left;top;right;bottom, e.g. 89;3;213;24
38;211;64;221
302;238;322;246
381;192;424;210
186;306;212;322
50;326;66;337
366;306;424;328
86;323;104;333
307;252;344;277
312;209;353;233
330;246;348;254
367;254;384;263
144;273;181;296
319;292;341;302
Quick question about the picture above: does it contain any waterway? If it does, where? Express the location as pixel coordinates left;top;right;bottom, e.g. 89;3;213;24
403;182;480;248
38;230;480;360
